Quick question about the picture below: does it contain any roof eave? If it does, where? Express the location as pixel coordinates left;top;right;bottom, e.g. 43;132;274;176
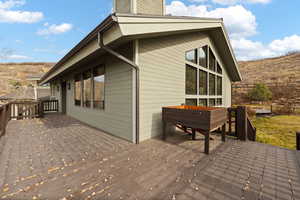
40;14;117;85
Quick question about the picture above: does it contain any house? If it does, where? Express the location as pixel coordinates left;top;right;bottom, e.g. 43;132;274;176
40;0;242;144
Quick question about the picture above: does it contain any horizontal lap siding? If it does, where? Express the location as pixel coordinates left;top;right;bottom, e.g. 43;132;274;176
136;0;164;15
65;46;133;142
139;32;232;141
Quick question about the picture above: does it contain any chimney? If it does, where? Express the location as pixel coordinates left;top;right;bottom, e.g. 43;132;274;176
113;0;165;16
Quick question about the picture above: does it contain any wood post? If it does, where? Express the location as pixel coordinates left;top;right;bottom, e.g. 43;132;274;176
222;123;226;142
205;131;210;155
297;132;300;151
39;101;44;118
228;111;232;135
192;129;196;140
236;106;247;141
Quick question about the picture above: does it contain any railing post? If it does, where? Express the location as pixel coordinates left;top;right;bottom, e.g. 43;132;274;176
39;101;44;118
297;132;300;151
228;110;232;135
1;105;7;136
236;106;247;141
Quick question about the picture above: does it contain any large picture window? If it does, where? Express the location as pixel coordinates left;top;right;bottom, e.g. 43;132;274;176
83;70;92;108
185;46;223;107
209;74;216;95
93;66;105;109
186;64;197;95
199;46;207;68
199;70;207;95
217;76;222;96
186;99;197;106
185;49;197;64
209;49;216;71
73;65;105;109
74;75;82;106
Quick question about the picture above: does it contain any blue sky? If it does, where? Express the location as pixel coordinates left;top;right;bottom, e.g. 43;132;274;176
0;0;299;62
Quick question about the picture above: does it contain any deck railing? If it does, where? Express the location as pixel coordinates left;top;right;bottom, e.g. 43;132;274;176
0;103;11;137
0;99;59;138
228;106;256;141
42;100;59;113
10;101;43;120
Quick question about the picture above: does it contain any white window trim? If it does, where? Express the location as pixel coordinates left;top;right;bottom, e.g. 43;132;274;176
185;45;224;107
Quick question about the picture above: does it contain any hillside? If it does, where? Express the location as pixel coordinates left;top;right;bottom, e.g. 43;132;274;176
233;53;300;104
0;63;54;97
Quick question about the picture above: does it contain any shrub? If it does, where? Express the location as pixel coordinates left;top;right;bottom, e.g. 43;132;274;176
248;83;272;102
9;80;22;89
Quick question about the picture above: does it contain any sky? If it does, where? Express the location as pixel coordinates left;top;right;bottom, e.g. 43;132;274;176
0;0;300;62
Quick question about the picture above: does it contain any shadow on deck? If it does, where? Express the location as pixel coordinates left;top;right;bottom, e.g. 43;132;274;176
0;114;299;200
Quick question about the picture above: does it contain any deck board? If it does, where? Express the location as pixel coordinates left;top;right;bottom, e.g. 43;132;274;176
0;114;299;200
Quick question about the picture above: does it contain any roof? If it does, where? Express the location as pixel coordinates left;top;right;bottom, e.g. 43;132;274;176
27;73;45;81
40;13;242;84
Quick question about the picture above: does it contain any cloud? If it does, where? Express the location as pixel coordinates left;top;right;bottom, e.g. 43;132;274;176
0;48;30;60
212;0;271;5
166;1;257;39
232;35;300;61
0;0;43;23
37;23;73;36
167;1;298;61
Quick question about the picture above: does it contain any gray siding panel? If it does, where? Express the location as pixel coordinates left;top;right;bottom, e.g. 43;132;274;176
138;32;232;141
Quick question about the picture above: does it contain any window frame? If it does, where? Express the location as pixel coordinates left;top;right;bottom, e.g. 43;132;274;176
74;74;82;107
93;65;105;110
185;45;224;107
73;65;106;110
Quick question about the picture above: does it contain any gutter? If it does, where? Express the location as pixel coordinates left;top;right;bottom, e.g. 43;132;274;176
97;30;140;145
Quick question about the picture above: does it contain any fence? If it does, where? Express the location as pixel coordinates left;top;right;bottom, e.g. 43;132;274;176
0;100;59;138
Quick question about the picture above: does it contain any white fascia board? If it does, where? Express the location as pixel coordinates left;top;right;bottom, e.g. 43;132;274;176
118;21;222;37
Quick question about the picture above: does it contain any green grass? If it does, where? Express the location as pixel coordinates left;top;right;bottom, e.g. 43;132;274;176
253;115;300;150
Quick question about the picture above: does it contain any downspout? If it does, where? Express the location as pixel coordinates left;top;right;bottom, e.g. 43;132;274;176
97;32;140;144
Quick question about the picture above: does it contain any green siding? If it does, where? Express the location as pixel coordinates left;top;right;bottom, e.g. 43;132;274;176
138;32;232;141
51;43;135;142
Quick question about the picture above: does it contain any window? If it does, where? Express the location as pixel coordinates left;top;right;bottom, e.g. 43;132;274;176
209;49;216;71
83;70;92;108
199;46;207;68
216;99;222;106
186;64;197;95
93;66;105;109
209;99;216;106
209;74;216;95
74;74;82;106
186;99;197;106
185;49;197;64
185;46;223;107
217;63;222;74
217;76;222;96
199;99;208;107
199;70;207;95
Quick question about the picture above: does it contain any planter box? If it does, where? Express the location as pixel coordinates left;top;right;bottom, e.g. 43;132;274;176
162;105;227;132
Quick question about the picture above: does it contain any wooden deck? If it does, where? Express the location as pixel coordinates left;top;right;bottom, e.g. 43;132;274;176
0;114;299;200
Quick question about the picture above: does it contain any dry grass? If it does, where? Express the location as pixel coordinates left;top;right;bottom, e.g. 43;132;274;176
0;63;53;96
253;115;300;150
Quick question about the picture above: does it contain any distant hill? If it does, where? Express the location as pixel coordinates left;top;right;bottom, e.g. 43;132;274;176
0;62;54;97
233;53;300;105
